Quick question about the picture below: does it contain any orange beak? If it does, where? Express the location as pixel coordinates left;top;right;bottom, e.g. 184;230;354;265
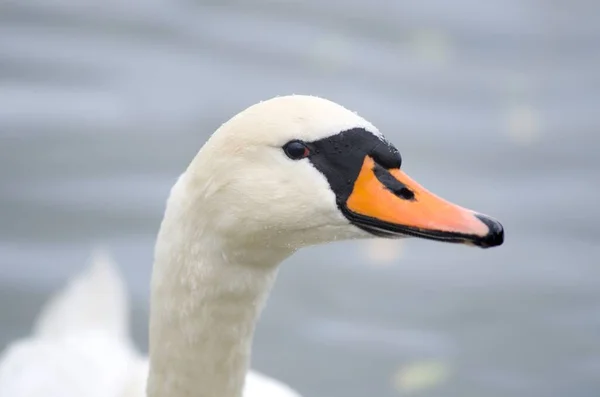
343;157;503;248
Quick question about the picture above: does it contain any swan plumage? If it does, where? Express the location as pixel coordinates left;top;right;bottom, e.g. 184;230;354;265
0;95;503;397
0;249;300;397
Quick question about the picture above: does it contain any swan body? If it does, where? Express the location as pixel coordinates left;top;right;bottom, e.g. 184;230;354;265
0;95;503;397
0;250;300;397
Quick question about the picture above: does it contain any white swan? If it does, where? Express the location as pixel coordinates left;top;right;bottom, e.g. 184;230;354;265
0;95;503;397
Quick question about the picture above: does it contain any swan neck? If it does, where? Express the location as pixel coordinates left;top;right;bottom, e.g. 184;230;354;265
147;242;282;397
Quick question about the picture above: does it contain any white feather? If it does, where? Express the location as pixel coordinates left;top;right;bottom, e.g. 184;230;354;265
33;248;129;342
0;248;301;397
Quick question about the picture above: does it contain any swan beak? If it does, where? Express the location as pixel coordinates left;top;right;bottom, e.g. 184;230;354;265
343;157;504;248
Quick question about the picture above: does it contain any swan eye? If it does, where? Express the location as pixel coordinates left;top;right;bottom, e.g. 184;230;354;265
283;140;310;160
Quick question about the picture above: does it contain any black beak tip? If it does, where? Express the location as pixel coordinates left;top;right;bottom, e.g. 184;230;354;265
474;214;504;248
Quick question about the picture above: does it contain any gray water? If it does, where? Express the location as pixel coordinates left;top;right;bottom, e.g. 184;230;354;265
1;1;600;396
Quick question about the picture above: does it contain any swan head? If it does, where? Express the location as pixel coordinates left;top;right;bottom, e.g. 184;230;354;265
179;95;503;255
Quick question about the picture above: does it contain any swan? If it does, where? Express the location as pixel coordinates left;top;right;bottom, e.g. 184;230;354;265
0;95;504;397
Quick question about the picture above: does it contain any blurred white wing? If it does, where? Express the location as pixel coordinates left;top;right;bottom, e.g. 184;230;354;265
0;249;301;397
32;248;131;344
244;371;303;397
0;332;140;397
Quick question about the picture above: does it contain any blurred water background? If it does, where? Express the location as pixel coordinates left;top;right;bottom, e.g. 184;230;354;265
1;0;599;396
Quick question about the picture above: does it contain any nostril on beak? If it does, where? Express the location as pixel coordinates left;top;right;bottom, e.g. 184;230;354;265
398;187;414;200
474;214;504;248
372;165;416;201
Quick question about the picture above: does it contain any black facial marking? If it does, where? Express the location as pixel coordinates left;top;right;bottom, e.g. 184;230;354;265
307;128;401;205
373;164;415;201
371;141;402;169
